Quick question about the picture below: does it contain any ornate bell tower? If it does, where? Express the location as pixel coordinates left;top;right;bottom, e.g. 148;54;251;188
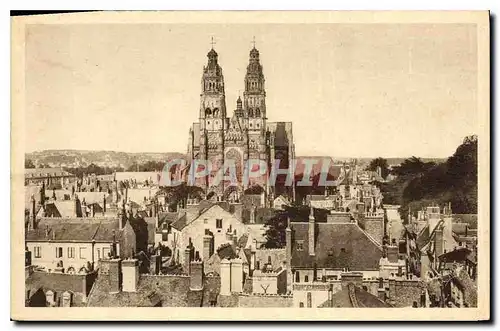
199;39;227;194
243;39;268;191
244;40;266;133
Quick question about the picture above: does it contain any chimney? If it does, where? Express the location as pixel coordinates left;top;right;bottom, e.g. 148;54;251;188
435;227;444;258
25;247;32;266
232;230;238;248
285;217;292;285
103;195;106;213
230;258;243;293
82;199;87;218
328;284;333;306
184;247;191;275
308;205;315;256
122;258;139;292
220;259;232;295
203;233;213;261
75;195;81;218
108;258;122;293
190;260;204;291
30;195;37;230
377;277;386;301
250;243;257;274
387;245;399;263
150;254;161;275
250;204;256;224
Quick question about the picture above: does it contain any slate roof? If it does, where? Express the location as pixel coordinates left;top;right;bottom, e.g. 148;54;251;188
26;219;121;243
318;284;392;308
87;273;220;307
290;222;383;270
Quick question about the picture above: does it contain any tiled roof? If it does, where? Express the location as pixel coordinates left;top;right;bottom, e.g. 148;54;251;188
26;270;95;307
87;273;220;307
171;214;187;231
26;219;121;243
291;222;383;270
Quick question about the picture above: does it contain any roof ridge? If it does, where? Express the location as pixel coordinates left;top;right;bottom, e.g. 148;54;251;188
355;224;383;250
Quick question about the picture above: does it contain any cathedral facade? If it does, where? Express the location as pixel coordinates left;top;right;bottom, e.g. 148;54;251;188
187;45;295;201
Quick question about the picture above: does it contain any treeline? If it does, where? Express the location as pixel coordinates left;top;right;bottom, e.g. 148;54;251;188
373;135;478;220
64;163;124;178
126;161;166;172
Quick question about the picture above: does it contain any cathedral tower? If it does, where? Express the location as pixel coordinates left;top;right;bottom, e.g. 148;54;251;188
244;45;266;132
199;45;226;194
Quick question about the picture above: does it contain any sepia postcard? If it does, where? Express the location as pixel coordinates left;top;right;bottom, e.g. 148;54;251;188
11;11;490;321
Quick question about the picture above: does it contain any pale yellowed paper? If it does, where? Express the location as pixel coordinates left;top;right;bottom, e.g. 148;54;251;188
11;10;490;321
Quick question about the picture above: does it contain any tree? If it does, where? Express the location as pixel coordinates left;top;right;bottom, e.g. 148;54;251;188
25;159;35;169
366;157;390;179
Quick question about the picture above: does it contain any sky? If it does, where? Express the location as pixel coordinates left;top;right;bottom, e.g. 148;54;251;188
25;23;478;158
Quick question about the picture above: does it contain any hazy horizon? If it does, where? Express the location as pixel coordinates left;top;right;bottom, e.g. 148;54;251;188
25;23;478;158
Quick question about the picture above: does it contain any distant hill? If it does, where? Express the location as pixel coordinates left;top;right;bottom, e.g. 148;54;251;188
26;150;186;169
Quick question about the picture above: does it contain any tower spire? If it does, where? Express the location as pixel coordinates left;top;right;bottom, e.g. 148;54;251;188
251;36;256;49
210;36;216;49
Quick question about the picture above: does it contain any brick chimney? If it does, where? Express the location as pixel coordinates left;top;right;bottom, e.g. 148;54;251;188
150;254;161;275
189;260;204;291
308;205;315;256
328;283;333;306
434;226;444;258
30;194;37;230
203;232;213;261
184;247;191;275
108;258;122;293
122;258;139;292
377;277;386;301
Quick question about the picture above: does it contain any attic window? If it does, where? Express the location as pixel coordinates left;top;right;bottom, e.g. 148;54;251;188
296;240;304;251
340;248;346;253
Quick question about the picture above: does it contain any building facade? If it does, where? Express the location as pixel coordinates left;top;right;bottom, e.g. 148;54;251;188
187;45;295;201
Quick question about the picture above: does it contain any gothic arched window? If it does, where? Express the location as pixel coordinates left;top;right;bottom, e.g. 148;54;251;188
255;108;261;117
205;108;212;117
213;108;219;117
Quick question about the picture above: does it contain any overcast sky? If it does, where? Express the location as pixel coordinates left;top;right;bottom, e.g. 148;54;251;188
25;23;477;158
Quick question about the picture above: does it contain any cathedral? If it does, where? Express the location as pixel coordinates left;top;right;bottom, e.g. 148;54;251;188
186;43;295;202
